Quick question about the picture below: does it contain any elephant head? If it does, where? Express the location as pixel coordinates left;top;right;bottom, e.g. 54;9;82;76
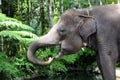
27;9;96;66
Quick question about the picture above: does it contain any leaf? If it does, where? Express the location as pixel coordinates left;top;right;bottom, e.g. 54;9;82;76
0;30;38;45
0;21;34;31
0;13;20;22
50;60;67;72
61;53;78;64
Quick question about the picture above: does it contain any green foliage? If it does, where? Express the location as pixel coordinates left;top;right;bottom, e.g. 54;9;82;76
0;21;34;31
0;13;38;79
61;53;79;64
0;13;38;44
52;16;59;25
35;47;68;73
50;60;67;72
0;52;20;79
0;13;34;32
0;13;19;22
13;50;36;79
0;31;38;44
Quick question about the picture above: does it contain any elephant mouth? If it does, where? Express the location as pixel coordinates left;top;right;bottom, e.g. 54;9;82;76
55;48;73;59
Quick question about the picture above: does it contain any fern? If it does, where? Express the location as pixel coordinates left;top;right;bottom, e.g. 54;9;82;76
0;52;20;79
0;13;20;22
0;13;38;79
0;13;34;32
0;30;38;45
0;31;38;39
61;54;78;64
0;21;34;31
50;60;67;72
0;13;38;45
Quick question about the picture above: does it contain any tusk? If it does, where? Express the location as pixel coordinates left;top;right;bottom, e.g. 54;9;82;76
55;52;63;59
83;42;87;47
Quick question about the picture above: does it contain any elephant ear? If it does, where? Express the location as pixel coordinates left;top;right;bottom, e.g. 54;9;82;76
78;15;96;42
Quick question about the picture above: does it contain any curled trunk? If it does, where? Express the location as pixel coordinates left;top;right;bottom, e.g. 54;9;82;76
27;32;60;65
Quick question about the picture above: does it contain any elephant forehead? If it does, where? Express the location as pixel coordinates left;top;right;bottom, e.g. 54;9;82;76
60;9;82;23
60;15;79;26
60;15;74;23
62;9;81;16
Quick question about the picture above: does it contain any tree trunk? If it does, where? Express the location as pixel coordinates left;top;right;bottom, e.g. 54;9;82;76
26;0;30;25
60;0;64;14
118;0;120;4
1;37;3;51
48;0;53;28
99;0;102;5
40;0;47;34
88;0;91;7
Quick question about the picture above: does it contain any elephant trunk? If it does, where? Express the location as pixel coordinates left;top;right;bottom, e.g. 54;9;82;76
27;30;60;65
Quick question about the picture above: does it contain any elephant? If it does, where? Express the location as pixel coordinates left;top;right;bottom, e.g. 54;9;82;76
27;4;120;80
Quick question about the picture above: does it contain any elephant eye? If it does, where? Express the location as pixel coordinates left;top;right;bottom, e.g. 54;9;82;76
57;27;66;36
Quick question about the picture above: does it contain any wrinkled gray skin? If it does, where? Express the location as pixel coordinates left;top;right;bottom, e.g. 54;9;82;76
27;4;120;80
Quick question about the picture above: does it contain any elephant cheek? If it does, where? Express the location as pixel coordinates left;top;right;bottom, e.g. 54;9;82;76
55;44;82;59
73;39;83;51
55;37;83;58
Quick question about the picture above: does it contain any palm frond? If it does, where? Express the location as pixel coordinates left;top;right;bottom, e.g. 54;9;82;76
0;21;34;31
0;30;38;41
0;13;20;22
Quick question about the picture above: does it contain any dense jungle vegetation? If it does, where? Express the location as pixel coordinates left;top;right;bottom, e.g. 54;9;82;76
0;0;119;80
